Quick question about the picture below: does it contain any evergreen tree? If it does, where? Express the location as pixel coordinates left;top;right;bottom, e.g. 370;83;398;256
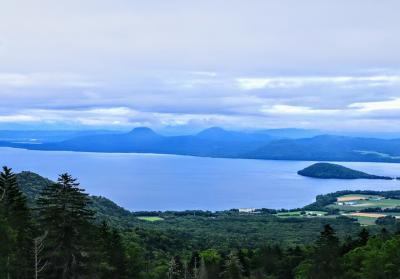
0;166;33;278
0;216;16;279
37;173;94;278
310;224;341;279
95;221;128;278
358;227;369;246
108;228;128;278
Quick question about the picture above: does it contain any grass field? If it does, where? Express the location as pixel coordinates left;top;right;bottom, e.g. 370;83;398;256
351;216;379;226
348;212;386;218
324;194;400;225
329;195;400;212
137;216;164;222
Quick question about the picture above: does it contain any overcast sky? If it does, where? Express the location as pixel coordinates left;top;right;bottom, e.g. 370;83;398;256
1;0;400;132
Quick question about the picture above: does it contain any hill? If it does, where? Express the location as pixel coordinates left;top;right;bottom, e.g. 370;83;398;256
3;127;271;157
246;135;400;162
15;171;139;228
3;128;400;163
297;163;392;179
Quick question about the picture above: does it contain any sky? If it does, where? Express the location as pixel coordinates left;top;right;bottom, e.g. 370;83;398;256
1;0;400;133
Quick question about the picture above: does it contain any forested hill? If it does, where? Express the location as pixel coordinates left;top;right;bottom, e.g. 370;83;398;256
3;128;400;162
297;163;393;179
5;168;400;278
16;171;139;228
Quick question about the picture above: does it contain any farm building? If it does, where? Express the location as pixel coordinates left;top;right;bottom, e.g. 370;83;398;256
239;208;256;213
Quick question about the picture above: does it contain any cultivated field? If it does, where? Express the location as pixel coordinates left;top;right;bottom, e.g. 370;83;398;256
137;216;164;222
337;195;371;202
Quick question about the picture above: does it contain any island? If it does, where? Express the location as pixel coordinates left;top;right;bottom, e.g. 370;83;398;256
297;162;393;179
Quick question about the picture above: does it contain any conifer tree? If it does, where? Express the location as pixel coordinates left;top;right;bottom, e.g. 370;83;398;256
37;173;94;278
311;224;341;279
0;216;15;278
0;166;33;278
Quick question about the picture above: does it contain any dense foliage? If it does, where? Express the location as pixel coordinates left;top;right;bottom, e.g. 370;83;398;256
3;167;400;278
297;163;392;180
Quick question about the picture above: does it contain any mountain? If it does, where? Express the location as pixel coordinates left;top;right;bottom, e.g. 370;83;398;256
31;127;164;153
197;127;272;142
3;127;270;157
2;128;400;163
259;128;322;139
0;129;118;143
246;135;400;162
298;163;393;179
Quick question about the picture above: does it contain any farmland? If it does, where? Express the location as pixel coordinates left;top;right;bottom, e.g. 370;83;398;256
274;192;400;226
137;216;164;222
329;194;400;211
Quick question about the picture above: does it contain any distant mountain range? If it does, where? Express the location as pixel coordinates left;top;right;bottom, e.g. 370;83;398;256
1;127;400;163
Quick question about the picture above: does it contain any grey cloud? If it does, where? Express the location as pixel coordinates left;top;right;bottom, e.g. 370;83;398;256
1;1;400;132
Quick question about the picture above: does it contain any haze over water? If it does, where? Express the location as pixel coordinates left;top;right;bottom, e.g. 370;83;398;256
2;147;400;211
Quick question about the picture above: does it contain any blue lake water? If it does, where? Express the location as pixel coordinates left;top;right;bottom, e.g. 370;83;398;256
1;147;400;211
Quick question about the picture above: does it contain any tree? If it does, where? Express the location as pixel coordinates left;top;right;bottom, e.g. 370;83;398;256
33;231;48;279
198;257;208;279
0;216;16;279
0;166;33;278
37;173;94;278
95;221;128;278
358;228;369;246
309;224;341;279
167;256;182;279
221;252;243;279
108;228;128;278
200;249;221;279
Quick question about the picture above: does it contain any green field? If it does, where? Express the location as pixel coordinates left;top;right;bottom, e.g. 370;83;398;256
352;216;378;226
137;216;164;222
329;195;400;212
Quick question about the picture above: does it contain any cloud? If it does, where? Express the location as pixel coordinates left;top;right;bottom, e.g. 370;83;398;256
0;1;400;132
0;73;99;88
349;98;400;112
0;114;39;123
261;105;340;115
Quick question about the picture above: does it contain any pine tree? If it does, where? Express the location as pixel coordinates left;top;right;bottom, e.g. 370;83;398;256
0;166;33;278
0;216;16;279
108;228;128;278
311;224;341;279
37;173;94;278
95;221;128;278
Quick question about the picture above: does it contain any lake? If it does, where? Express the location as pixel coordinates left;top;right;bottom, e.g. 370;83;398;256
1;147;400;211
